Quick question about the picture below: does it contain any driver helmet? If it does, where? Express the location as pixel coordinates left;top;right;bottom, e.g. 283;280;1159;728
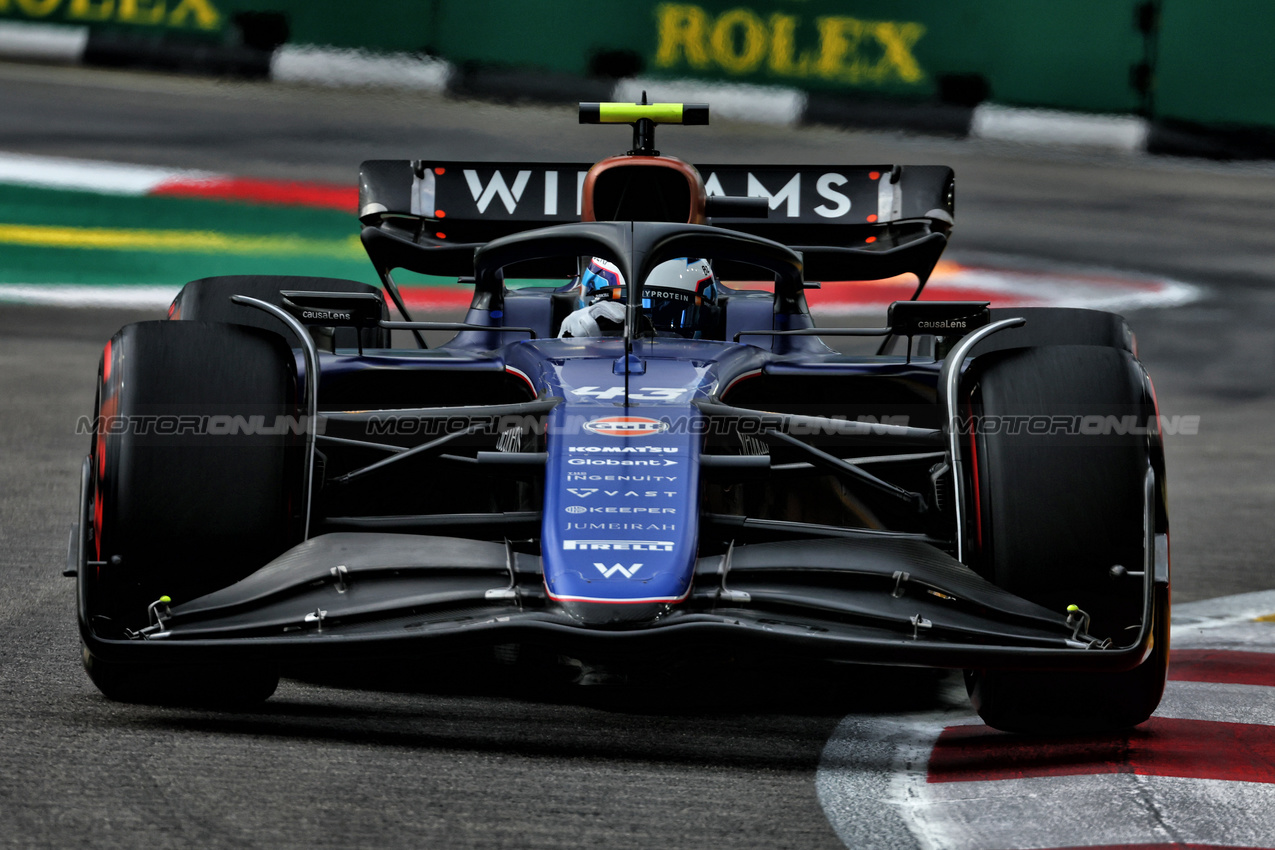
580;257;624;306
580;256;720;338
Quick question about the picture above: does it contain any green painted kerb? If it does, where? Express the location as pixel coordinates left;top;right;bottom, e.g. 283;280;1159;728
0;185;385;287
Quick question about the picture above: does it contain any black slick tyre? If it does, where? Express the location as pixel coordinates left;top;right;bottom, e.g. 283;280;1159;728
83;647;280;707
82;320;300;705
961;344;1169;733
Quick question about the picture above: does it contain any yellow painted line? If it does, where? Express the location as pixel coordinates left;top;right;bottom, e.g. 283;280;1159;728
0;223;362;259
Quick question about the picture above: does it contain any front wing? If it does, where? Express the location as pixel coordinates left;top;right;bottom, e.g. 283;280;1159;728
75;457;1168;674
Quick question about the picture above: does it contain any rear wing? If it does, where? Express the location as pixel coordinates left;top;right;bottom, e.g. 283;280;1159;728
358;160;953;282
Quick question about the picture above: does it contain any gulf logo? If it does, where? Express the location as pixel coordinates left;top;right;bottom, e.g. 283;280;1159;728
583;416;668;437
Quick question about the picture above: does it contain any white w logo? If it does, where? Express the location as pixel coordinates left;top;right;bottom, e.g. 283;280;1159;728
594;562;642;579
464;169;532;214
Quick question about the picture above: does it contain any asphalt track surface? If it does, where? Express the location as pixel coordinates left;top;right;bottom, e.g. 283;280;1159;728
2;62;1274;849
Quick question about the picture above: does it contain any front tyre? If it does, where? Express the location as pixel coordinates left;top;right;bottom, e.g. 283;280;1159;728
83;647;280;707
83;320;300;705
962;345;1169;733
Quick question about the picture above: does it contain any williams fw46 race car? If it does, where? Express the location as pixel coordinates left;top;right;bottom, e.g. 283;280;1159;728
72;101;1170;733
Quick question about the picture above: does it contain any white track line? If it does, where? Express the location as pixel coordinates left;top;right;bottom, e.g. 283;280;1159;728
817;591;1275;850
1173;588;1275;654
914;265;1203;312
903;771;1275;850
1158;679;1275;725
0;284;179;309
0;151;205;195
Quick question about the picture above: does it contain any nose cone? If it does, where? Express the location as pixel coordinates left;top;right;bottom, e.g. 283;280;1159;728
541;397;700;610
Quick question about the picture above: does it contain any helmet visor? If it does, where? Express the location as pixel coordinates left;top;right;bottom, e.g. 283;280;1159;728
582;262;623;302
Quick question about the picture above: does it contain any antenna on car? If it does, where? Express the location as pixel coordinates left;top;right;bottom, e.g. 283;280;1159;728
578;97;709;157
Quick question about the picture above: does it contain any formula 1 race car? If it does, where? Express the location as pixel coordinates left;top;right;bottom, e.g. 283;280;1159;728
71;101;1170;733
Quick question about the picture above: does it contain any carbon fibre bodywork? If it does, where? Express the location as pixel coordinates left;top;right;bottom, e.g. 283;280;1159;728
74;107;1169;692
75;316;1167;673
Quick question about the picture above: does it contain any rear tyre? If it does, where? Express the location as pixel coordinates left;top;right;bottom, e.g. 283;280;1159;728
961;345;1169;733
83;320;300;705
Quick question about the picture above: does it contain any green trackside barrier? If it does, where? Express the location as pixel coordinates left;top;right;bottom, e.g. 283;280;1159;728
1155;0;1275;130
428;0;649;75
0;0;435;51
641;0;1148;112
4;0;1274;133
0;0;633;64
0;0;226;36
227;0;433;53
425;0;1150;113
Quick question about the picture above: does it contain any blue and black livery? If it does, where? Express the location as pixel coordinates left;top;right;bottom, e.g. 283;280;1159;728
73;102;1171;733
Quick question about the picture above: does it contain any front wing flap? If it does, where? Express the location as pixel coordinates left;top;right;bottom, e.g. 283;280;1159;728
79;529;1166;674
